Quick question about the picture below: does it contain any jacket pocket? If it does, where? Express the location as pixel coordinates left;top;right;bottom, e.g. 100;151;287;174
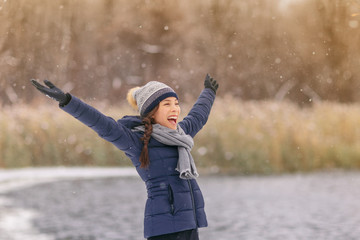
168;184;175;215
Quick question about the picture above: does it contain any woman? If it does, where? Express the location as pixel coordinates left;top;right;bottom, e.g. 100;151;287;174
31;74;218;240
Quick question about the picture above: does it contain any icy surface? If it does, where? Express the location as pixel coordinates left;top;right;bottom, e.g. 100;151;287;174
1;169;360;240
0;167;138;240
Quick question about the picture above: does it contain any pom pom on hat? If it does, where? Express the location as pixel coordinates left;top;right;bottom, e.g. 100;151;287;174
127;81;178;117
127;87;140;111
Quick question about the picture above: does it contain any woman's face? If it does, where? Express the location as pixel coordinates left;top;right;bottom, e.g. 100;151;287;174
153;97;181;130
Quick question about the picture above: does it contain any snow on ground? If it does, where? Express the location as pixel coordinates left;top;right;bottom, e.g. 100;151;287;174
0;167;137;193
0;167;138;240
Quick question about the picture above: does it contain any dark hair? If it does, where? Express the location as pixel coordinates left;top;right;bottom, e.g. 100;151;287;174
139;105;159;168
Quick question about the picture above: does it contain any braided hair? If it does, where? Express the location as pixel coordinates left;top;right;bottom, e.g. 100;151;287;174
139;105;159;168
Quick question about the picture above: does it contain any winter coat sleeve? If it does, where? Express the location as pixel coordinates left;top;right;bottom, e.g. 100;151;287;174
60;96;141;152
179;88;216;138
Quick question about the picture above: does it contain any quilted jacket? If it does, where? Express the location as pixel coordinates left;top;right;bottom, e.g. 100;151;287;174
61;88;216;238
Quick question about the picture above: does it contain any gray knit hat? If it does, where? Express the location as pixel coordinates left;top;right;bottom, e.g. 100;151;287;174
127;81;178;117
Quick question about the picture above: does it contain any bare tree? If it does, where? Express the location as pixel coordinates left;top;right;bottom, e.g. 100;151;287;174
1;0;360;105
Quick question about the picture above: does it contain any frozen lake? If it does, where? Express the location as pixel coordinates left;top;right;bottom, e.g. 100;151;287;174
1;168;360;240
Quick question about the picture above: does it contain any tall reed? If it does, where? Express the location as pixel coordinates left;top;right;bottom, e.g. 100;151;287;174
1;98;360;174
193;96;360;174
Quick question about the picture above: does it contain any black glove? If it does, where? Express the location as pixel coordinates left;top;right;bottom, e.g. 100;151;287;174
204;74;219;94
31;79;71;106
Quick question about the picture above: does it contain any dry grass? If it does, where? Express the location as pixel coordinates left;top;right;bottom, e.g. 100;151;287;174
193;96;360;174
1;98;360;174
0;102;134;168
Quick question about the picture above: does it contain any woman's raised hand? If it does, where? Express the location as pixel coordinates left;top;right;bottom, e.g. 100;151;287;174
31;79;71;106
204;74;219;94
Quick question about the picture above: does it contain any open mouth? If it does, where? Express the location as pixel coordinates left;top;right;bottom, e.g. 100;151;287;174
168;116;178;125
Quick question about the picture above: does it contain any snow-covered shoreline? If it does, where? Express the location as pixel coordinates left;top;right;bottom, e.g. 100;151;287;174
0;167;137;194
0;167;139;240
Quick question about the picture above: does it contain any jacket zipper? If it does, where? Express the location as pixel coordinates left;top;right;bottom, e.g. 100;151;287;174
187;179;197;225
168;185;175;215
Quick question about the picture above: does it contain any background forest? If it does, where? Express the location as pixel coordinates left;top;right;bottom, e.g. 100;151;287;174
1;0;360;174
1;0;360;105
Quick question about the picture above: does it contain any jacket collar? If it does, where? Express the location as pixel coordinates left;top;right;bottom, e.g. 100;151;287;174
118;115;143;129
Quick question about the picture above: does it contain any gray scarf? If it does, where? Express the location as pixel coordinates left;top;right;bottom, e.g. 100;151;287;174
134;124;199;179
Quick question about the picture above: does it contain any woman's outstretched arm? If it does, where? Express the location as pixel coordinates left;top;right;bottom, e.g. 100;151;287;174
30;79;140;152
179;74;219;137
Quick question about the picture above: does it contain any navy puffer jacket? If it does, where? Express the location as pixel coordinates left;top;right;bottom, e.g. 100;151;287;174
61;88;216;238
